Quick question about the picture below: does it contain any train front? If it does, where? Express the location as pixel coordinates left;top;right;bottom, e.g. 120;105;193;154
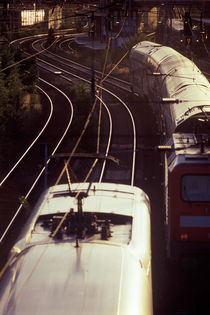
0;182;153;315
166;133;210;261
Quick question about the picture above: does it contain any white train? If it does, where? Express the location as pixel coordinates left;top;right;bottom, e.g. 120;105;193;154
0;182;153;315
129;41;210;137
130;41;210;262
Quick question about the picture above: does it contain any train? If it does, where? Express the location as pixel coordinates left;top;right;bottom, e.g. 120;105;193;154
130;41;210;262
129;41;210;137
165;132;210;261
0;182;153;315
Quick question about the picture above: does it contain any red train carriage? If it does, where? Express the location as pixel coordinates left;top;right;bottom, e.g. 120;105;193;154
165;133;210;261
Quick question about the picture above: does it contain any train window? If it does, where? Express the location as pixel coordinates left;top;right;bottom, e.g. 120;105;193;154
181;175;210;202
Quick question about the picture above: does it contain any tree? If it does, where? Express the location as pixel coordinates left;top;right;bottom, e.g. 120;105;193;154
0;44;39;161
1;45;16;78
0;72;9;136
20;56;39;93
70;81;91;116
124;33;148;51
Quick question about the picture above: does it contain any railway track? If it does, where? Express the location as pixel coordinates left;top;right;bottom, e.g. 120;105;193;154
24;34;137;186
0;76;74;267
1;32;168;315
0;34;139;270
2;22;210;315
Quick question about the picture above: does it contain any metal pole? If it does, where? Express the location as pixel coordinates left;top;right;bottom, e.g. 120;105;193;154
163;1;168;44
91;11;95;105
169;4;173;47
44;144;48;190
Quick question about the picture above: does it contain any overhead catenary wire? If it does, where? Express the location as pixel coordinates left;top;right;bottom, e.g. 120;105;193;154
1;35;60;73
41;5;130;208
3;3;209;311
34;2;131;239
1;1;128;37
1;15;130;240
0;4;135;298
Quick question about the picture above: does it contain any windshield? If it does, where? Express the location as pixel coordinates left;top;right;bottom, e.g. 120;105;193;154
181;175;210;202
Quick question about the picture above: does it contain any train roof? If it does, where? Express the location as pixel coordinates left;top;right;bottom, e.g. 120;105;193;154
11;182;151;254
36;182;149;218
131;41;210;134
0;242;152;315
0;182;153;315
131;41;208;82
131;41;210;96
131;41;186;69
167;133;210;166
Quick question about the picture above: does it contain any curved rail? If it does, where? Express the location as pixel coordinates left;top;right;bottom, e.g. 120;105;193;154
96;95;113;183
31;40;137;185
0;78;74;243
0;86;53;187
1;34;137;243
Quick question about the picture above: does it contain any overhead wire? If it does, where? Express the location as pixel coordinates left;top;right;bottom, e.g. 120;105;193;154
1;1;128;36
3;4;210;310
95;2;130;162
40;0;130;237
201;32;210;58
0;1;130;247
0;35;60;73
0;4;133;307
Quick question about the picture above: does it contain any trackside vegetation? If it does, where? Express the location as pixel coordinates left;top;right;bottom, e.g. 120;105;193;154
0;44;39;164
59;80;98;155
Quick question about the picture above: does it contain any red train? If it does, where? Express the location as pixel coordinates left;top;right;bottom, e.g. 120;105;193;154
129;41;210;262
165;133;210;261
